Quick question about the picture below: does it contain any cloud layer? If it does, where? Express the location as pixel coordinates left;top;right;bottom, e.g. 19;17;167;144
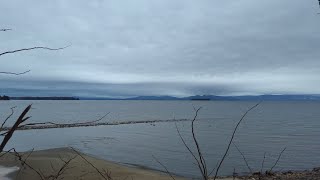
1;0;320;97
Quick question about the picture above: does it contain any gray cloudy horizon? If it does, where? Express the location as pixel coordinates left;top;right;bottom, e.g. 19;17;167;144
1;0;320;97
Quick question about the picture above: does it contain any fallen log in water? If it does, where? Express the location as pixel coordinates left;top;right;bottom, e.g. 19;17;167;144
1;119;190;131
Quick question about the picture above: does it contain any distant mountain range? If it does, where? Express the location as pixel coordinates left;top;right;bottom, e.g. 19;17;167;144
9;97;79;100
79;95;320;101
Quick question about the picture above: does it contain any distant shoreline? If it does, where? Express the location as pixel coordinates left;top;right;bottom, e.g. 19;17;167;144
7;97;79;100
1;94;320;101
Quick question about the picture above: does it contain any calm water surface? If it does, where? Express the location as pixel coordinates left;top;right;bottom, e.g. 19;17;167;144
1;100;320;178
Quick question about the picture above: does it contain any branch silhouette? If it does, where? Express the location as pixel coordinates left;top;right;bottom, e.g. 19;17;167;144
0;45;70;57
213;102;260;180
0;70;31;75
0;28;12;32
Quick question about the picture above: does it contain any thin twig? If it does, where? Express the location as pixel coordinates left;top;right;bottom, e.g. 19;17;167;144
175;122;203;177
1;106;16;130
0;45;70;57
102;168;113;180
0;104;32;152
15;148;34;178
0;28;11;32
270;147;287;172
0;147;16;158
12;149;45;180
190;107;208;179
260;152;266;174
47;155;77;180
70;147;111;180
152;155;176;180
213;102;260;180
233;142;253;173
233;168;237;180
0;70;31;75
208;162;219;176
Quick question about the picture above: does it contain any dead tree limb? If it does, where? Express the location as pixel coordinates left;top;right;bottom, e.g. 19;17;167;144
1;106;17;130
175;107;209;179
11;148;45;180
175;122;204;177
70;147;112;180
0;104;32;152
0;70;31;75
174;103;259;180
0;116;187;132
232;168;237;180
0;28;11;32
5;148;78;180
208;162;218;176
190;107;208;179
0;147;16;158
15;148;35;178
46;155;77;180
232;142;253;174
0;45;70;57
102;168;113;180
269;147;287;172
152;155;176;180
0;112;110;136
18;112;110;128
213;102;260;180
260;152;266;175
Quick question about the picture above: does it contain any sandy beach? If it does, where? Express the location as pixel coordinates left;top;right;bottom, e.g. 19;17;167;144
0;148;186;180
0;147;319;180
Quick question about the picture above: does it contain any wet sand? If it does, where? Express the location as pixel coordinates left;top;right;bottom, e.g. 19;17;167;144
1;147;319;180
0;148;186;180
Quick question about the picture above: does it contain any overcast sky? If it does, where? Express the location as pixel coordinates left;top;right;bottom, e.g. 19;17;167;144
1;0;320;97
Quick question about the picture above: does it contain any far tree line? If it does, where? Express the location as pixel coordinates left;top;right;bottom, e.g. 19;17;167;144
0;95;10;100
0;95;79;100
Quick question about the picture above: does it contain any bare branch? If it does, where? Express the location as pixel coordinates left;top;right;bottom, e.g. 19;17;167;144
152;155;176;180
269;147;287;172
0;104;32;152
0;45;70;57
11;148;45;180
233;168;237;180
70;147;111;180
190;107;208;179
15;148;34;178
232;142;253;174
260;152;266;174
1;114;189;132
102;168;113;180
175;123;203;176
46;154;77;180
0;147;16;158
208;162;218;176
18;112;110;129
0;131;8;136
0;28;11;32
213;102;260;180
0;70;30;75
1;106;16;130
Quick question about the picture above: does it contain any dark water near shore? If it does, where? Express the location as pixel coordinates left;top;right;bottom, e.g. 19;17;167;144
1;100;320;178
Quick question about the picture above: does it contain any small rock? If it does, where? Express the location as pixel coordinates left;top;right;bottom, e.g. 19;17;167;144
313;167;320;172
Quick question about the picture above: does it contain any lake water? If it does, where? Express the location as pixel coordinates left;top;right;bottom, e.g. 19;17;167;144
1;100;320;179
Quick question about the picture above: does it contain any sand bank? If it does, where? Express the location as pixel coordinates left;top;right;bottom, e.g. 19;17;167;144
2;148;318;180
0;148;186;180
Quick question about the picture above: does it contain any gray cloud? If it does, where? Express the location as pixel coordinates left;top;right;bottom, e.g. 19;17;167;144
0;0;320;97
